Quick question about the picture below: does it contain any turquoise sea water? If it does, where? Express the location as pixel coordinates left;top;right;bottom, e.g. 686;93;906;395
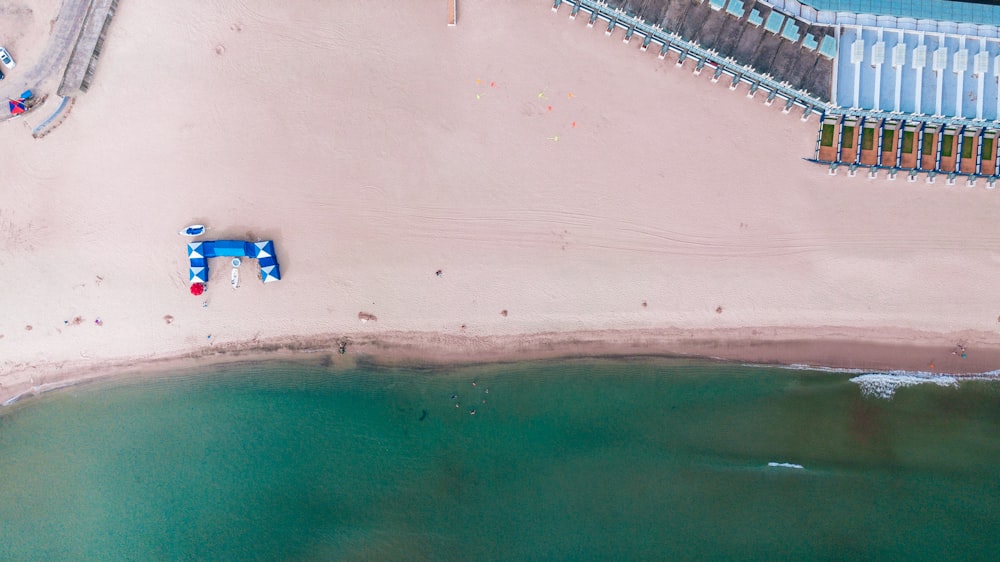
1;359;998;560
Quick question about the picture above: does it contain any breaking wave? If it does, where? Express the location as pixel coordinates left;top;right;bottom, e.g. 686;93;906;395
743;363;1000;400
848;373;958;399
768;462;804;469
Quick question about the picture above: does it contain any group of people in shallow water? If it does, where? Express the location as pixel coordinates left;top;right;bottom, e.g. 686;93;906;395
451;381;488;415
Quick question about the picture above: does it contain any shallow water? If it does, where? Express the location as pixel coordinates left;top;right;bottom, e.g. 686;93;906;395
1;360;998;560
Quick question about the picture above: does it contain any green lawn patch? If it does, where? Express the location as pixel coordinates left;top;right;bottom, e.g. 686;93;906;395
922;132;936;155
941;134;954;158
983;137;994;160
862;127;874;151
962;136;974;159
882;129;894;152
902;131;914;153
842;126;855;149
820;124;835;147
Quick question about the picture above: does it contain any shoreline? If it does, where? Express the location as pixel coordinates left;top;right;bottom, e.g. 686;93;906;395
4;326;1000;407
6;0;1000;411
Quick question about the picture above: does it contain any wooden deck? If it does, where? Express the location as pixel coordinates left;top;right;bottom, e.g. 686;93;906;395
899;128;918;169
841;123;861;163
813;120;1000;178
817;120;840;162
880;126;899;168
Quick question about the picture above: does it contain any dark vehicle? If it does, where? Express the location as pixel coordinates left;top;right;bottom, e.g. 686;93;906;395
0;69;4;80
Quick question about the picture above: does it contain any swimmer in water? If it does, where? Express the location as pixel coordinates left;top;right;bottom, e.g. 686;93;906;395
469;409;476;415
455;403;460;408
451;393;458;400
485;388;489;394
472;381;477;387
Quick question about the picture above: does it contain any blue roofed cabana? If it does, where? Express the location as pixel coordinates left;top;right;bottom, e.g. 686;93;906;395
187;239;282;287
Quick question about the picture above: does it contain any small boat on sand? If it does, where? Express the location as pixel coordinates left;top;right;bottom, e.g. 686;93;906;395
231;268;239;289
179;224;206;237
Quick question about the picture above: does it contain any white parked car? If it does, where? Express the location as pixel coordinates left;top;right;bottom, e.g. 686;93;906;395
0;47;15;70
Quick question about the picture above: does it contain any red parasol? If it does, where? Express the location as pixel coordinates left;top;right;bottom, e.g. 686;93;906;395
190;282;205;296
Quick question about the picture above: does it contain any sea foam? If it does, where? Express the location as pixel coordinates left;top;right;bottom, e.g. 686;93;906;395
849;373;957;399
749;363;1000;400
767;462;804;469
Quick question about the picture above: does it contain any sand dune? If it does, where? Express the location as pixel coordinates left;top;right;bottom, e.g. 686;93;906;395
2;0;1000;401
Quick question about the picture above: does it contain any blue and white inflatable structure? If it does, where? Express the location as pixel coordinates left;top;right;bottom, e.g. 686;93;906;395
187;240;282;284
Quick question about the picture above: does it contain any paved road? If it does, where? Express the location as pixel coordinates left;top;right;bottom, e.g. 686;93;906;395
1;0;91;116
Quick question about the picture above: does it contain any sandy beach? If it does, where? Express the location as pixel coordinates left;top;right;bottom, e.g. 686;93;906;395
2;0;1000;404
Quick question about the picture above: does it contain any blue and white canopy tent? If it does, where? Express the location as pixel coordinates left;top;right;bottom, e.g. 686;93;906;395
187;240;282;288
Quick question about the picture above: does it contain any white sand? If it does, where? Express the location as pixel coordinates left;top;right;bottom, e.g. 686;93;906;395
2;0;1000;398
